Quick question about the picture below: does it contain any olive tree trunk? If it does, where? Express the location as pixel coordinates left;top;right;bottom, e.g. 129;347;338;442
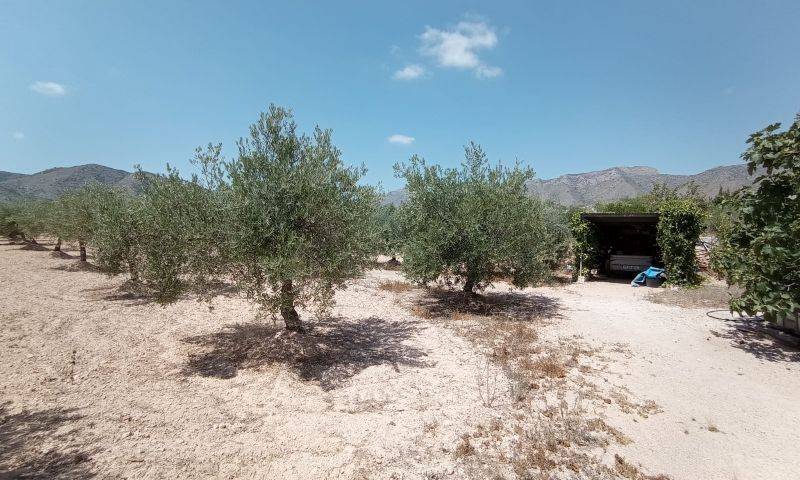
463;277;476;293
280;280;304;332
79;241;87;262
54;238;62;252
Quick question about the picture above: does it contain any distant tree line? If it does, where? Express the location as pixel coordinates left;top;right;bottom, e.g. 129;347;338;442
0;105;571;331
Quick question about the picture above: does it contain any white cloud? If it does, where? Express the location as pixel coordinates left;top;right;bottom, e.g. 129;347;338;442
476;65;503;78
12;131;24;140
393;64;427;80
388;134;415;145
29;81;66;96
419;20;502;78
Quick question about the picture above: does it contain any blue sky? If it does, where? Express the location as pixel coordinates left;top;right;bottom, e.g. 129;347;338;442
2;1;799;190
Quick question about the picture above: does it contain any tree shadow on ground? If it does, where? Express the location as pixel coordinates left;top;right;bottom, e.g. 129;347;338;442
50;250;77;260
414;288;562;322
0;402;95;479
708;313;800;363
18;242;49;252
51;262;100;273
181;316;432;390
82;279;240;307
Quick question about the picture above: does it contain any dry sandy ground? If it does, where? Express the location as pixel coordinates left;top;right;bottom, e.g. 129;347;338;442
1;242;798;479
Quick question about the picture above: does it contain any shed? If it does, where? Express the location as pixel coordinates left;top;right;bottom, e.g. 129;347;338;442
580;213;661;275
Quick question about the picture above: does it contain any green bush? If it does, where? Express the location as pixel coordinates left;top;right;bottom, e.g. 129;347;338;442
396;142;565;292
712;116;800;320
657;198;704;285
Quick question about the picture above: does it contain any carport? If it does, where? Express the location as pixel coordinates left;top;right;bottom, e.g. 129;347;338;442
580;213;661;276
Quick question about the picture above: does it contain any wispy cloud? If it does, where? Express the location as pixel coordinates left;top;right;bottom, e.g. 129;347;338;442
12;131;24;140
476;65;503;79
419;20;502;78
29;81;66;96
388;134;415;145
393;64;427;81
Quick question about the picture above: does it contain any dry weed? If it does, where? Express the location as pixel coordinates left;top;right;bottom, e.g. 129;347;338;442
614;454;671;480
409;305;435;319
441;292;667;479
454;434;476;459
378;280;414;293
646;283;742;309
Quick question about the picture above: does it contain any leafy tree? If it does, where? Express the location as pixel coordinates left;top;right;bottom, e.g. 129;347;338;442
596;182;707;214
51;185;111;261
91;188;143;280
568;209;600;280
11;200;51;243
134;166;223;301
0;203;24;239
375;203;404;262
396;142;562;293
198;105;378;331
657;198;704;285
712;116;800;321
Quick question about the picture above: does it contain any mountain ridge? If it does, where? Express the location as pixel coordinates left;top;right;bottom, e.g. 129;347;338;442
384;163;755;206
0;164;148;202
0;162;756;206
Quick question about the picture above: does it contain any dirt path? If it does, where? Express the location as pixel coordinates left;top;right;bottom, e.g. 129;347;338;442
530;280;800;480
1;243;798;479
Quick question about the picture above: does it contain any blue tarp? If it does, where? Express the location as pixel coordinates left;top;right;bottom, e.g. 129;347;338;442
631;267;666;287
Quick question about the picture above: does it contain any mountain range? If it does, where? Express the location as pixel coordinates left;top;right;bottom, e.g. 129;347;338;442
384;164;755;206
0;163;755;206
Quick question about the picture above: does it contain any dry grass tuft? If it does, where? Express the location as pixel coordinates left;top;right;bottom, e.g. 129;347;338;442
531;353;568;379
408;305;435;319
445;298;669;479
614;454;672;479
646;283;742;309
377;280;414;293
454;434;476;458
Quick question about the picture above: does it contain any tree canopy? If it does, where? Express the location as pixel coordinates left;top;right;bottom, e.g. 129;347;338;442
396;142;564;292
712;116;800;320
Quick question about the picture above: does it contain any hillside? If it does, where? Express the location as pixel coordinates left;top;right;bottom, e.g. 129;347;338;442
384;164;754;206
0;164;147;202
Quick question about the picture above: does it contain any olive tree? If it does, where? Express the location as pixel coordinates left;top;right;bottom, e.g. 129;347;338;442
198;105;377;331
396;142;562;293
134;166;223;301
712;116;800;321
91;188;143;280
375;203;404;263
52;185;112;261
11;200;51;243
0;203;23;239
